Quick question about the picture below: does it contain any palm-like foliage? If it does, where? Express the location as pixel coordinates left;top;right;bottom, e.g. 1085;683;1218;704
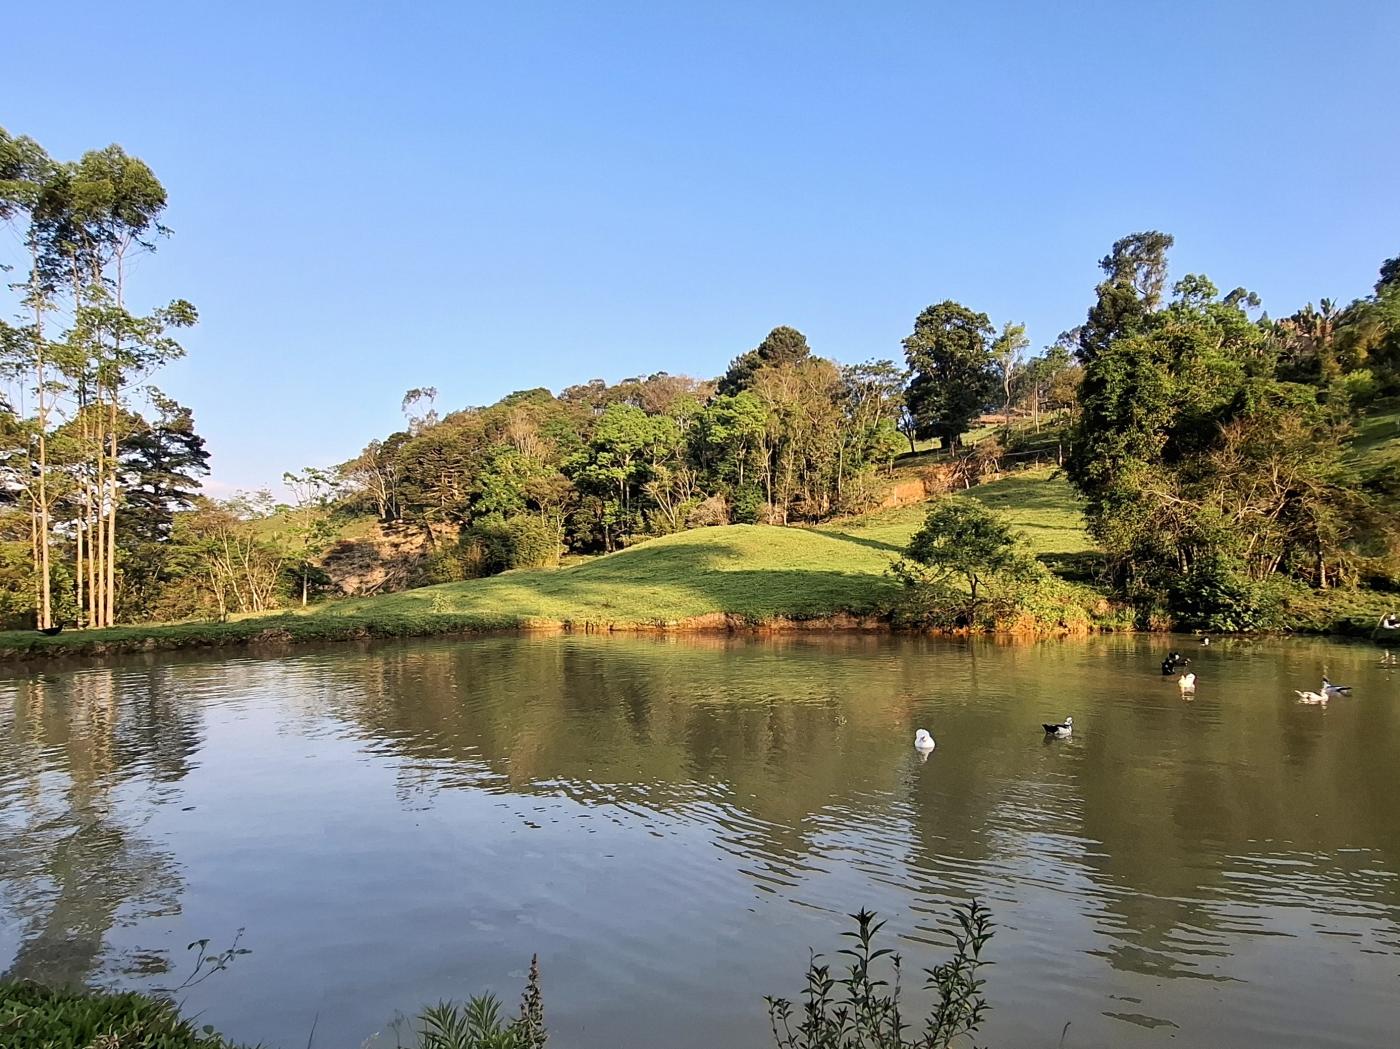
415;956;546;1049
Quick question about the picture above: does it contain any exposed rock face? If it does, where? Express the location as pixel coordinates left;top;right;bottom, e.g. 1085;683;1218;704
878;466;954;509
320;522;447;596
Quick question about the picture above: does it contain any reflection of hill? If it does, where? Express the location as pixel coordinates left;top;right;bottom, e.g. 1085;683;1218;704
321;635;938;871
0;670;200;985
2;631;1397;1018
320;633;1400;977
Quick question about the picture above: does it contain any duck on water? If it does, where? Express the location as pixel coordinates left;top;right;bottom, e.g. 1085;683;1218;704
1161;651;1190;676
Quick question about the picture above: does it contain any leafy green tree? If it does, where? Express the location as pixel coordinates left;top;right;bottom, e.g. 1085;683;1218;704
1067;233;1374;624
1333;254;1400;396
692;391;766;491
893;497;1038;628
1013;334;1079;431
117;398;210;617
904;499;1026;602
282;467;341;605
717;325;812;395
990;321;1029;427
901;301;997;450
1079;231;1175;364
565;402;665;549
0;129;196;628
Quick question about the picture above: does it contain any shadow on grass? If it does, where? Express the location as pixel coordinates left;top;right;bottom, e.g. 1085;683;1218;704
1037;551;1107;583
814;530;906;555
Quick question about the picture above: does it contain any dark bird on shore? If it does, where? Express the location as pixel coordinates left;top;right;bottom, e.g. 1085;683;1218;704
1043;717;1073;738
37;622;64;637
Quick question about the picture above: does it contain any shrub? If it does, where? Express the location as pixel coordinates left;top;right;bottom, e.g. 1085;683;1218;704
766;901;994;1049
0;982;237;1049
416;955;547;1049
462;516;560;577
731;486;765;524
1167;554;1284;632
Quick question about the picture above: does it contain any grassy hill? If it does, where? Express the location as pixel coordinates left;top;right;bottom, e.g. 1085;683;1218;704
0;468;1094;659
3;427;1394;661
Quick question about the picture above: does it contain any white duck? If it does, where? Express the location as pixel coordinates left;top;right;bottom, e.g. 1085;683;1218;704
914;728;936;752
1321;677;1352;698
1177;672;1197;694
1295;689;1328;705
1042;716;1073;738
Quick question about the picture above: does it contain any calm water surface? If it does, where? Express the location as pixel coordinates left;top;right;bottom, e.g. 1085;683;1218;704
2;634;1398;1048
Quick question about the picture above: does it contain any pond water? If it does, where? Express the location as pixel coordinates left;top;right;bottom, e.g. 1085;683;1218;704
2;634;1399;1048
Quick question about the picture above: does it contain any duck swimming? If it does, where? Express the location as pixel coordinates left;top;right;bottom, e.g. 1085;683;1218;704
1321;677;1352;697
914;728;936;752
1042;716;1073;738
1295;689;1328;705
1177;672;1197;694
1160;652;1190;676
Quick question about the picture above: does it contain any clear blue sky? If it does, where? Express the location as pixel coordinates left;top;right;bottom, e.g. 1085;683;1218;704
7;1;1398;492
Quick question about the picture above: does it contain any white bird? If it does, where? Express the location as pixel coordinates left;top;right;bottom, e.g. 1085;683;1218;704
1177;672;1197;693
1321;677;1352;697
1042;716;1073;738
1295;689;1328;705
1379;612;1399;631
914;728;936;752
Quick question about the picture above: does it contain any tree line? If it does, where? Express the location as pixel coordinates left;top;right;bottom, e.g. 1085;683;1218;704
1065;232;1399;628
4;125;1396;630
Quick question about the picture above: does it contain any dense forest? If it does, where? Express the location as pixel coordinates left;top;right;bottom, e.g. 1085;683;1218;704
3;127;1397;632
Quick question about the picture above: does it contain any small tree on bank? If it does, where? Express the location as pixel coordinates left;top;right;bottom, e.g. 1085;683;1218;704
892;497;1038;628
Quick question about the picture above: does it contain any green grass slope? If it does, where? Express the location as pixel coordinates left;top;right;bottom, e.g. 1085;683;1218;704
0;469;1092;658
1349;399;1400;481
327;523;899;625
819;468;1090;557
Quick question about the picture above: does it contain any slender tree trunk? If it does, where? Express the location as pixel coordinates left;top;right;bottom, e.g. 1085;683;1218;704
91;410;104;628
31;266;53;630
75;515;84;627
29;492;42;627
106;398;118;626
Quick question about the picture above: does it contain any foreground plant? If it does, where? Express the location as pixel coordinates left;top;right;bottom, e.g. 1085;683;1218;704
766;901;994;1049
0;982;237;1049
416;954;547;1049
